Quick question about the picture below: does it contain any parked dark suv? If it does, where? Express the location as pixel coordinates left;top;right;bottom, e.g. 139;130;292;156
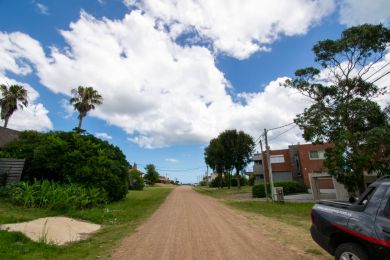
310;176;390;260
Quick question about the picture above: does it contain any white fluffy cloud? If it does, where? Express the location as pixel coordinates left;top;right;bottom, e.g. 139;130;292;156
0;75;52;131
0;10;315;148
95;132;113;140
339;0;390;26
0;32;52;131
165;158;179;163
128;0;335;59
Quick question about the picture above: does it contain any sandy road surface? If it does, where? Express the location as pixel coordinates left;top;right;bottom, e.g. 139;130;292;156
111;186;316;260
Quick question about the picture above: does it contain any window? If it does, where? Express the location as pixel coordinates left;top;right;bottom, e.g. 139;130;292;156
309;150;326;160
358;187;376;206
384;199;390;218
270;155;285;164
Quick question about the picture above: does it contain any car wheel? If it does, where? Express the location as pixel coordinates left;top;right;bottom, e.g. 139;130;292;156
335;243;368;260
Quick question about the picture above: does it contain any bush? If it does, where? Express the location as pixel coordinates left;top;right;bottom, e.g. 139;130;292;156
273;181;307;195
2;180;108;210
231;175;248;187
252;183;270;198
252;181;307;198
1;131;129;201
128;169;144;191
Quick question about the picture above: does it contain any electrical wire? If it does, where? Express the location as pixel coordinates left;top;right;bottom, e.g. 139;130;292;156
364;62;390;81
267;122;295;131
268;124;298;141
369;70;390;84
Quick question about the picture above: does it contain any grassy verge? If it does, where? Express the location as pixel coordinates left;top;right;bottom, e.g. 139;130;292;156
193;186;251;199
225;200;314;230
193;186;313;229
0;187;171;259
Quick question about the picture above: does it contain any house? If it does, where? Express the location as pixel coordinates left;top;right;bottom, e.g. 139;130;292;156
250;143;334;192
159;176;170;184
0;127;19;148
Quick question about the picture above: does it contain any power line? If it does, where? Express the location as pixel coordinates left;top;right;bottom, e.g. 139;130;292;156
364;62;390;81
267;122;295;131
136;163;206;172
369;69;390;84
268;125;297;141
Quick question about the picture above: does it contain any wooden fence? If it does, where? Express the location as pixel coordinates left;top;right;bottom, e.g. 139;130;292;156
0;158;25;185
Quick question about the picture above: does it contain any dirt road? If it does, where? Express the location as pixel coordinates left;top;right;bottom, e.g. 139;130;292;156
111;186;316;260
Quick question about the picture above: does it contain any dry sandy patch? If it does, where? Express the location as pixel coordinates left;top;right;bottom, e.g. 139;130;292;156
0;216;101;245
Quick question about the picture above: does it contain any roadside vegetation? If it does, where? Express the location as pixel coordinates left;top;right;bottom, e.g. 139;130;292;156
252;181;307;198
194;185;252;199
284;24;390;193
0;130;129;201
0;187;171;259
225;200;314;230
204;129;254;189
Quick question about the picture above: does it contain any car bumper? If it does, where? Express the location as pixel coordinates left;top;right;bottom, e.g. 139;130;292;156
310;225;333;255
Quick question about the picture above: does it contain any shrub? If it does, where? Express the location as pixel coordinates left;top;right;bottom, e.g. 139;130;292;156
231;175;248;187
128;169;144;191
3;180;108;210
252;181;307;198
252;183;270;198
248;175;255;186
1;131;129;201
273;181;307;195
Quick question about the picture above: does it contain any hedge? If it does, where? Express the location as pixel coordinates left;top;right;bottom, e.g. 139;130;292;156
0;131;129;201
252;181;307;198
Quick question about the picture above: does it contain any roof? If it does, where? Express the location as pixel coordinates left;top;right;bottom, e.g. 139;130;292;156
0;127;19;148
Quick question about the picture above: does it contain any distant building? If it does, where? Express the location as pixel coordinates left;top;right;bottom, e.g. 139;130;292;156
0;127;19;148
159;176;170;184
250;143;334;190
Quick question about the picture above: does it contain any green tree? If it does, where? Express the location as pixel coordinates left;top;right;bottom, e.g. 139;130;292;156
204;137;226;188
0;84;28;128
128;169;145;190
70;86;103;131
2;131;129;201
284;24;390;193
144;164;159;186
204;130;255;189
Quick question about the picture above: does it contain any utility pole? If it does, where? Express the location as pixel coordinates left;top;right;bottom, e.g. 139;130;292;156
264;128;275;201
259;139;268;202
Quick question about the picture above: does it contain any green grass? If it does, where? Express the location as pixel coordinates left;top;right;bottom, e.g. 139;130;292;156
225;200;314;229
0;187;171;259
194;186;313;230
193;186;251;199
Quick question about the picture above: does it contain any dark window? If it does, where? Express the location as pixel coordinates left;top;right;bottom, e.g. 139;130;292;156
384;198;390;219
359;187;376;206
260;174;264;179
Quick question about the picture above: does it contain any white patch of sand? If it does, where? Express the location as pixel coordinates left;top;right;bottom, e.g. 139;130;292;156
0;216;101;245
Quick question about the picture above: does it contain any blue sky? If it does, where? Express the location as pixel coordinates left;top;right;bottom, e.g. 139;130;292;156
0;0;389;183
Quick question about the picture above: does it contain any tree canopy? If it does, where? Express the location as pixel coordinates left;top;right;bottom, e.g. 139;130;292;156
204;129;255;189
70;86;103;131
144;164;160;186
0;84;28;128
284;24;390;193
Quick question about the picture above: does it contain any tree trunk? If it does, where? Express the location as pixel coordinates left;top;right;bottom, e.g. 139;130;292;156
237;169;241;189
3;115;9;128
227;171;231;189
78;115;84;130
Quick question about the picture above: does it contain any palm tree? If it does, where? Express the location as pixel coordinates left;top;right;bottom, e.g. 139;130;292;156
0;84;28;128
70;86;103;130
